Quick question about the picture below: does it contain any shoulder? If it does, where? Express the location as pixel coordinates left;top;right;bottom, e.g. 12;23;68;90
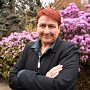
60;40;79;53
62;40;77;47
23;41;36;51
64;40;78;48
54;37;79;53
26;41;35;47
57;37;78;49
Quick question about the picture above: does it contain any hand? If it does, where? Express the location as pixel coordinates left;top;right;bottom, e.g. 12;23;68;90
46;64;63;78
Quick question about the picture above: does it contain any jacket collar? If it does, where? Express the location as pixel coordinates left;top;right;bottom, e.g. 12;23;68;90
31;38;59;52
52;37;63;53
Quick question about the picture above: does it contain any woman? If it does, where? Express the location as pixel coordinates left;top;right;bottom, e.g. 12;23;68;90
9;8;79;90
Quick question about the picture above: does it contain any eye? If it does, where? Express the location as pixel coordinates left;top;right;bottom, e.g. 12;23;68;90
40;24;46;28
49;25;55;28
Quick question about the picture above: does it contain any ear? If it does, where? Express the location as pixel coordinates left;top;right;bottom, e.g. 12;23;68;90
58;26;60;30
38;7;42;12
58;26;60;33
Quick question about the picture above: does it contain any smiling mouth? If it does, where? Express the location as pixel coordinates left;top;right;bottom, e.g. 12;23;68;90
42;35;52;38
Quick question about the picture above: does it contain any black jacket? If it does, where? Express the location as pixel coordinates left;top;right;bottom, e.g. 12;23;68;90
8;37;79;90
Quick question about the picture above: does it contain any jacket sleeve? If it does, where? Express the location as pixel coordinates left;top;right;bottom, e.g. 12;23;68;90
17;43;79;90
8;42;33;90
8;53;26;90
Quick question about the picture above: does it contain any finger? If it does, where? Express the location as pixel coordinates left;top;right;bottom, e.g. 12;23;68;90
50;65;63;73
51;67;62;76
51;72;59;78
46;65;63;78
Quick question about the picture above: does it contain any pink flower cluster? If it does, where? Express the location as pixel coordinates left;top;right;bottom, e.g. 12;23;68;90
0;30;37;49
59;3;90;61
0;31;37;67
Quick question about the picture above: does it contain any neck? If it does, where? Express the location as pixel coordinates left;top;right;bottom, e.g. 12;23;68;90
41;41;52;48
41;42;52;54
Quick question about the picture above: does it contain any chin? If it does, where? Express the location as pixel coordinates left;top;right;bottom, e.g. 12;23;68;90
41;38;55;43
42;40;54;44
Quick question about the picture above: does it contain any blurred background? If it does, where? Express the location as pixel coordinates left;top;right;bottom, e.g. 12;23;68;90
0;0;90;90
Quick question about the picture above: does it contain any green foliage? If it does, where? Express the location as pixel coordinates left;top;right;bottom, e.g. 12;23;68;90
0;0;41;39
0;30;37;79
25;17;36;32
0;39;24;79
76;69;90;90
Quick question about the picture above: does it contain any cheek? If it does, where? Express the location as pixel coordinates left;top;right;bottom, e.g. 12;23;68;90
37;27;40;33
36;30;42;37
57;29;60;34
54;31;60;37
37;30;42;34
54;30;60;34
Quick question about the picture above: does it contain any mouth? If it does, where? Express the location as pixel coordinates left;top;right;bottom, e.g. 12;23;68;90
42;35;52;38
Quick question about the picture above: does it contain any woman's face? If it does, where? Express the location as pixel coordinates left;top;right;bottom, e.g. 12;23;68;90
37;15;60;45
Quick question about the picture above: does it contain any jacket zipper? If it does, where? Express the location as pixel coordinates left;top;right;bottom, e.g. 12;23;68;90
38;56;41;68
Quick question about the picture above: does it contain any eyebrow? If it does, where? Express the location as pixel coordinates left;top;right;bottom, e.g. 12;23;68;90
39;23;56;25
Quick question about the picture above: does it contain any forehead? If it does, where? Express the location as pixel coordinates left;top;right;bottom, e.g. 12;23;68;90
38;15;58;24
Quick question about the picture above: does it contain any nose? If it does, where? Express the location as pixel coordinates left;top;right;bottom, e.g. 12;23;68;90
44;27;50;34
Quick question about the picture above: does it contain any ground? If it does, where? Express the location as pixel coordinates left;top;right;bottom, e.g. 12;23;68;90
0;77;11;90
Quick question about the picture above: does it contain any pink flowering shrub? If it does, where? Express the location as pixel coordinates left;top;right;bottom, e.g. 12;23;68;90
0;31;37;79
59;4;90;88
0;3;90;80
59;3;90;63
